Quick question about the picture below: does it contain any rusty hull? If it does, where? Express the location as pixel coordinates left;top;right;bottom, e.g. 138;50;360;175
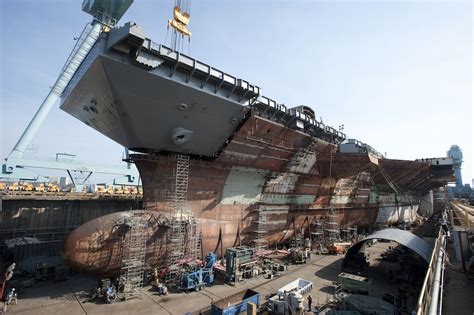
62;114;452;276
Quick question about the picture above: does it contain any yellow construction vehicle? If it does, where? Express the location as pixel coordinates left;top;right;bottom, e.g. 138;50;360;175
114;186;124;194
35;183;46;193
96;185;107;194
124;186;136;194
47;183;60;192
7;182;20;191
106;186;114;194
21;182;34;191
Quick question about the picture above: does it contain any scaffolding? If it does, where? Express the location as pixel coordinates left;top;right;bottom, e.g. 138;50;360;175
310;218;326;254
119;212;148;299
340;226;358;243
164;154;201;286
325;207;340;246
166;154;190;217
252;206;268;249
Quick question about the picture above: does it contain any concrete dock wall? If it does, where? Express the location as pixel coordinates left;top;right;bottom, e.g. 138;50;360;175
0;197;142;260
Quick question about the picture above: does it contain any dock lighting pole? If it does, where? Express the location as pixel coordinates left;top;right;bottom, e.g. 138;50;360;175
7;0;133;160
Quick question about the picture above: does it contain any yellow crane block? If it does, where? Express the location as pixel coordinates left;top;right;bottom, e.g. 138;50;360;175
173;6;190;26
168;19;191;37
168;6;191;38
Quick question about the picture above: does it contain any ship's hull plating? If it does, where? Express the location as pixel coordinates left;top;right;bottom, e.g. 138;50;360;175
62;116;414;276
60;29;453;276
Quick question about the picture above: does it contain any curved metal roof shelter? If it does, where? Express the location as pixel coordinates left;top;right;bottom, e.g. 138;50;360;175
344;228;432;263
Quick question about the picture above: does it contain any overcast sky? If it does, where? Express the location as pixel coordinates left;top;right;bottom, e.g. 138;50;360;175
0;0;472;185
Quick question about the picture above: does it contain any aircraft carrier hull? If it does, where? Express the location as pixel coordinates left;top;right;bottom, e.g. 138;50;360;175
61;114;446;276
59;23;454;276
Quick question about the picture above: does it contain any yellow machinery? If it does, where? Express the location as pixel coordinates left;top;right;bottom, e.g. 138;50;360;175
47;183;59;192
127;186;137;194
114;186;124;194
0;182;6;191
96;185;107;193
21;182;34;191
106;186;114;194
35;183;46;193
8;182;20;191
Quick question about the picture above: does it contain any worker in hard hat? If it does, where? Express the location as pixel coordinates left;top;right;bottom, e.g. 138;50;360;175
307;295;312;312
5;288;17;305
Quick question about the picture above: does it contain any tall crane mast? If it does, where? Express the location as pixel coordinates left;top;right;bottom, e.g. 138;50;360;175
2;0;138;189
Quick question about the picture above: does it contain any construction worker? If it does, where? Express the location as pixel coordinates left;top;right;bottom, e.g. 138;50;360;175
307;295;312;312
156;283;168;295
103;284;116;303
5;288;17;305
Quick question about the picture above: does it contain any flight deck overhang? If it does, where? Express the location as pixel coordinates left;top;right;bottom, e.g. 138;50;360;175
60;22;350;158
60;23;262;158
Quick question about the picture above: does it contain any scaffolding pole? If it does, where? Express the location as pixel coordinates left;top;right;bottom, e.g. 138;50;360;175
119;212;148;299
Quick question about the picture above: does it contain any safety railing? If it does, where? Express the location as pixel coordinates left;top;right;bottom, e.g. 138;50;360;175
416;228;445;315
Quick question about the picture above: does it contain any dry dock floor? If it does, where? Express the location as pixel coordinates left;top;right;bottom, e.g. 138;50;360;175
7;255;342;315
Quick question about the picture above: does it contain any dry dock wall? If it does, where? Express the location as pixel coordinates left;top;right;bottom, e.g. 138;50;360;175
1;198;139;231
0;197;141;262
